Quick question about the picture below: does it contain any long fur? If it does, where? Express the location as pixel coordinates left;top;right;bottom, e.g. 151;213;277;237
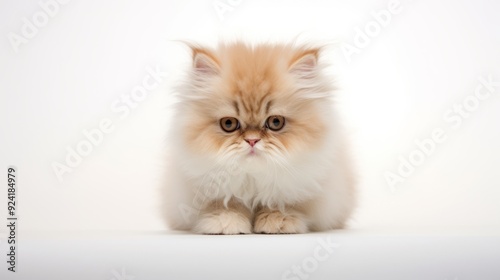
163;41;356;234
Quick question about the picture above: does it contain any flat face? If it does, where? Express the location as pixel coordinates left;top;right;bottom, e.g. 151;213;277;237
180;43;330;170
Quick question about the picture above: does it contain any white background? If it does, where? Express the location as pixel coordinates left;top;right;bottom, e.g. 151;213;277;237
1;0;500;234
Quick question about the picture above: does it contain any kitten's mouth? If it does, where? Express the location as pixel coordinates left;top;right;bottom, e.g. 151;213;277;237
247;147;259;156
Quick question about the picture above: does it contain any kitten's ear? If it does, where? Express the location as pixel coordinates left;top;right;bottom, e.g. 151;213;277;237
192;48;220;75
288;49;319;77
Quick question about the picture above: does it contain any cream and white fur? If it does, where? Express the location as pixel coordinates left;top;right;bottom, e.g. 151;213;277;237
163;42;356;234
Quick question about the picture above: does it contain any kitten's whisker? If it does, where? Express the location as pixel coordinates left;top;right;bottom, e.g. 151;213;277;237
191;156;233;210
269;154;279;193
267;148;301;184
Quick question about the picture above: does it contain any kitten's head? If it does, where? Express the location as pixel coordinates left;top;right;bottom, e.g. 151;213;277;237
176;42;334;171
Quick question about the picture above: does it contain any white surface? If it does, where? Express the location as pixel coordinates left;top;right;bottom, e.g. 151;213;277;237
1;229;500;280
1;0;500;278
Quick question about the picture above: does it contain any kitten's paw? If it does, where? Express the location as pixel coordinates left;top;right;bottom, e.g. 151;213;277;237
193;210;252;235
253;210;308;234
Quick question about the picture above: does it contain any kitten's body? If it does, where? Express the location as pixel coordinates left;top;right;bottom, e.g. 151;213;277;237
164;42;356;234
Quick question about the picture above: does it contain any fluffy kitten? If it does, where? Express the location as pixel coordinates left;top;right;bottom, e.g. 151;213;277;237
164;42;356;234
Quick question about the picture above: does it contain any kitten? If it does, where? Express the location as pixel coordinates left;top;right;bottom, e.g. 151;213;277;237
163;42;356;234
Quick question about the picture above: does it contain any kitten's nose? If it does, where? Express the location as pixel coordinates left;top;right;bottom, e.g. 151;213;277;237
245;138;260;147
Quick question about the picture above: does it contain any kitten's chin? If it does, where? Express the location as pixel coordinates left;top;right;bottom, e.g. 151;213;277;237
238;150;267;172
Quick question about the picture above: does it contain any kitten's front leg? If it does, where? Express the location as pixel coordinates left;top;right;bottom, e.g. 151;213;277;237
253;206;308;234
193;198;252;234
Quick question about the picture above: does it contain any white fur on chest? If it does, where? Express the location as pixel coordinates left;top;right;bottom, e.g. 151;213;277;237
189;153;332;209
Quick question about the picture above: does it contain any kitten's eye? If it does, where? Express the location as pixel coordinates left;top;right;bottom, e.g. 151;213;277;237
220;117;240;133
266;115;285;131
